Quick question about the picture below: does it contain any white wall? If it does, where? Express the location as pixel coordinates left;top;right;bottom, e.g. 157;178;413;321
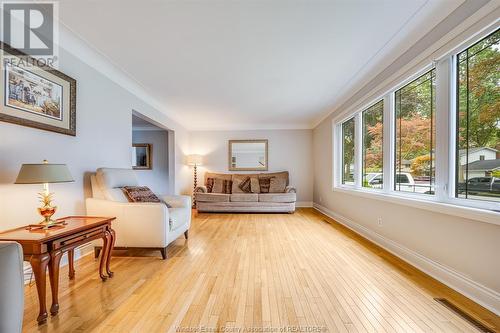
0;44;190;232
189;129;313;204
312;3;500;314
132;130;170;194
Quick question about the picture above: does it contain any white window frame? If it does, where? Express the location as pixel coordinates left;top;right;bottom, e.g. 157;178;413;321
332;22;500;225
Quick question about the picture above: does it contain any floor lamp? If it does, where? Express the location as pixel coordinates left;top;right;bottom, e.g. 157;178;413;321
187;154;203;208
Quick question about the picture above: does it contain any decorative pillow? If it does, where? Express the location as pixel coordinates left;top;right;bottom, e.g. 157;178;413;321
212;178;224;193
269;177;286;193
211;179;232;194
250;177;260;193
223;180;233;194
122;186;156;201
259;177;274;193
206;177;215;193
238;177;251;193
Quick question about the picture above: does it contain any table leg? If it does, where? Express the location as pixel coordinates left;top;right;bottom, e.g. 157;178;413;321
48;249;63;316
106;227;115;277
30;253;50;325
99;231;110;281
68;249;75;280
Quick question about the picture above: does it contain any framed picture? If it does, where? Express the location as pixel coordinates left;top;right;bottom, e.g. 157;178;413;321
132;143;152;170
0;42;76;136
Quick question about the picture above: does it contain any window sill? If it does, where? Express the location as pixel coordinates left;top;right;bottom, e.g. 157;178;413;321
332;186;500;226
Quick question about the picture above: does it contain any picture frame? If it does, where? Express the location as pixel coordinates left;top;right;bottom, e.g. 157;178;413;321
132;143;152;170
228;139;268;171
0;42;76;136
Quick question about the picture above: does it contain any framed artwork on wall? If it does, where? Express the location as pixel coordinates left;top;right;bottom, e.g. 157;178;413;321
0;42;77;136
132;143;152;170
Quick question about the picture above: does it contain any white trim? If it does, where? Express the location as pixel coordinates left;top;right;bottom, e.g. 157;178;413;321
331;186;500;226
313;203;500;316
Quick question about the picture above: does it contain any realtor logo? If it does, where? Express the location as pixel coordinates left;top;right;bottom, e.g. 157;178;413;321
1;1;59;67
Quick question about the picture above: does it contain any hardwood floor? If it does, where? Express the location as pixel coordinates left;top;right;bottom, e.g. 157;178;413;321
22;208;499;332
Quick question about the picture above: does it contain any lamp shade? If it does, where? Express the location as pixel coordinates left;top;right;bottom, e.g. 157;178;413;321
15;163;74;184
187;154;203;166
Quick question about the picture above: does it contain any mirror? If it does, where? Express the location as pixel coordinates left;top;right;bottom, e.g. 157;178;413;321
132;143;152;170
228;140;268;171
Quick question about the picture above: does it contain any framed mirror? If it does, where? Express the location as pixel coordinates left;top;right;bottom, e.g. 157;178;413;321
132;143;152;170
228;139;268;171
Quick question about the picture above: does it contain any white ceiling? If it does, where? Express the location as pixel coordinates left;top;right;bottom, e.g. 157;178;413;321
58;0;464;130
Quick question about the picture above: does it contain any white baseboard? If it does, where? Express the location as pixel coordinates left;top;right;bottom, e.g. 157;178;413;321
313;202;500;316
296;201;313;207
24;243;94;284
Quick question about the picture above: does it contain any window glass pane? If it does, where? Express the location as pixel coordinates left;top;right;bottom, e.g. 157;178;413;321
395;69;436;194
457;29;500;202
342;118;355;185
362;101;384;188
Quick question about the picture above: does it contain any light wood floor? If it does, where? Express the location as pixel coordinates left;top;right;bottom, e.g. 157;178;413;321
23;208;499;332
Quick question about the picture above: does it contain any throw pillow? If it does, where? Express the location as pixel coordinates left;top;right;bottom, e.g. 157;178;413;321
259;177;274;193
269;177;286;193
238;177;251;193
206;177;215;193
122;186;164;203
212;178;224;193
250;177;260;193
223;179;233;194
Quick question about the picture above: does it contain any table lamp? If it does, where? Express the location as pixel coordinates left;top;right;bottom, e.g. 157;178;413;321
187;154;203;208
15;160;74;229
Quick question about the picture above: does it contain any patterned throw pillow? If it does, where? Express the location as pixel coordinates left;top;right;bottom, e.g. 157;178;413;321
206;177;215;193
212;178;224;193
258;177;274;193
223;180;233;194
122;186;160;202
269;177;286;193
238;177;251;193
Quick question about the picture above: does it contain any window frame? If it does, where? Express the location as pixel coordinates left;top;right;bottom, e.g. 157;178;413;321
332;24;500;218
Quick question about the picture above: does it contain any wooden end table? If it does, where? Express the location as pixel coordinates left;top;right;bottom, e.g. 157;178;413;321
0;216;116;325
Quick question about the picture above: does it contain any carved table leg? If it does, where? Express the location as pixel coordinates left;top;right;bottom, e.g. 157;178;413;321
68;249;75;280
48;249;63;316
30;253;50;325
105;227;115;277
99;231;110;281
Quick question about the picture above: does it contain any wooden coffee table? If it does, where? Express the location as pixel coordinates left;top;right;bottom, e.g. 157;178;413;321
0;216;116;324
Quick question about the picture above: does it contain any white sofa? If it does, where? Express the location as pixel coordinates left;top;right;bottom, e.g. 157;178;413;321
0;241;24;333
86;168;191;259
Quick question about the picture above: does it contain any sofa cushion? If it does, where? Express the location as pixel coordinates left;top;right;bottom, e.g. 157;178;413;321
96;168;139;189
238;177;252;193
258;177;273;193
269;177;286;193
195;193;230;202
230;193;258;202
258;193;296;203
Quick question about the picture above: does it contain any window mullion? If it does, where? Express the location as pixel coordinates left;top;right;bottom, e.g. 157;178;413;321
434;58;451;202
383;93;394;193
354;113;363;188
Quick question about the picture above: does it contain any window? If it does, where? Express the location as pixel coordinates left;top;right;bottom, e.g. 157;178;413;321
395;69;435;195
456;29;500;203
342;117;355;185
333;25;500;215
362;101;384;188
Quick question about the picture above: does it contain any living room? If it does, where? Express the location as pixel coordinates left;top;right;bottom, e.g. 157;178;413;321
0;0;499;332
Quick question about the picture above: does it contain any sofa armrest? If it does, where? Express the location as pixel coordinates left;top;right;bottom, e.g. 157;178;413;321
161;195;191;208
194;186;207;193
285;186;296;193
85;198;169;247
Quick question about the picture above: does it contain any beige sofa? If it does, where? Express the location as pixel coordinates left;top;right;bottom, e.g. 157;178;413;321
194;171;296;213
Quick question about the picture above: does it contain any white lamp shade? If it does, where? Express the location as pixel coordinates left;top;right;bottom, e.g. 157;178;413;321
15;163;74;184
187;154;203;166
